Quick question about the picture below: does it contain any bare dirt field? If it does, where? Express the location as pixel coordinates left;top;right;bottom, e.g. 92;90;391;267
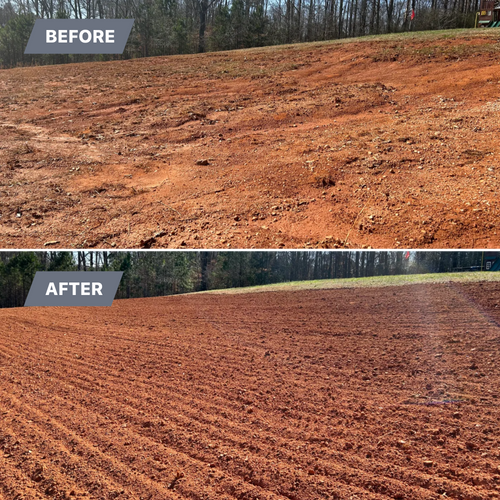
1;29;500;249
0;29;500;249
1;280;500;499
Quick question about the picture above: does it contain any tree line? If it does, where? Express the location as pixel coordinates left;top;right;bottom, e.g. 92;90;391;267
0;0;478;68
0;250;491;308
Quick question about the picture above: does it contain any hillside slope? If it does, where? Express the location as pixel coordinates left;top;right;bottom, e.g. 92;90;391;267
1;29;499;248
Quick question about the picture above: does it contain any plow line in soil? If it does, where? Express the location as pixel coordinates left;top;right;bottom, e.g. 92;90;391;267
1;282;499;499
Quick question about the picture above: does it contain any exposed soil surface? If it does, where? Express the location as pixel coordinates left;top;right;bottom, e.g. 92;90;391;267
1;281;500;499
1;29;500;248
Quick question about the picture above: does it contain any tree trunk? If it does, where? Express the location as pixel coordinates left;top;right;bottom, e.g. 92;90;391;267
198;0;208;52
338;0;344;37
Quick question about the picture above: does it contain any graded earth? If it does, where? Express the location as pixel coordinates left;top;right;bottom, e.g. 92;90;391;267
1;29;499;248
1;280;500;498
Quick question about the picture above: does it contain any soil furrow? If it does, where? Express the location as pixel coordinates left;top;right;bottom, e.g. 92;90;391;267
0;283;499;499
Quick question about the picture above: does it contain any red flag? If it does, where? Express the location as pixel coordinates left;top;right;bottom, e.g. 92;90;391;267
411;9;415;20
405;251;410;260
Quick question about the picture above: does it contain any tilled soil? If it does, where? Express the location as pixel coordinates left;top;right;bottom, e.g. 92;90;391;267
1;281;500;499
0;30;499;249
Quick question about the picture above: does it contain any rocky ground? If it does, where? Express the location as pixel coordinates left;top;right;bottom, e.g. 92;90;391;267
0;29;499;248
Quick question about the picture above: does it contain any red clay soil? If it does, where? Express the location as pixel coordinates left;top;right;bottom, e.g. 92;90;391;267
1;30;500;249
1;281;500;499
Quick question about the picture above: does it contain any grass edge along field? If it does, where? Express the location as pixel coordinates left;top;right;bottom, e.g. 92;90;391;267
197;271;500;295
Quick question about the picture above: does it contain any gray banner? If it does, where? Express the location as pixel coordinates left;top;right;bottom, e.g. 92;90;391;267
25;19;134;54
24;271;123;307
